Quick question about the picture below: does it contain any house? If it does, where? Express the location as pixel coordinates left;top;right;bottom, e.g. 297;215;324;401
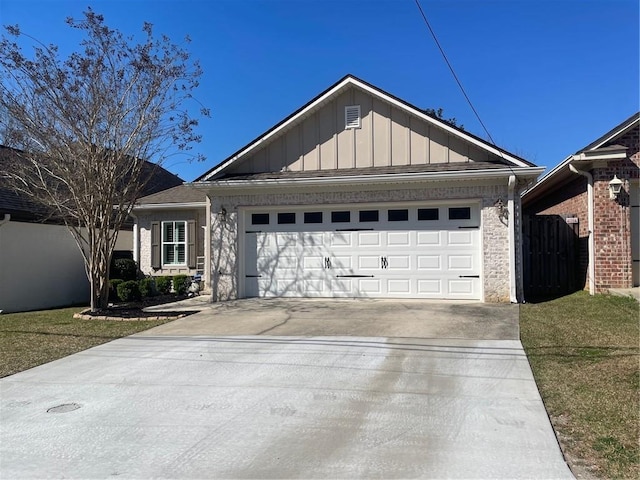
0;145;183;312
133;75;544;302
522;113;640;294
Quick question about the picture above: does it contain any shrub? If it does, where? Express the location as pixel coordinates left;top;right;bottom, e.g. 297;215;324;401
109;279;124;302
172;275;189;295
111;258;138;281
138;277;157;298
116;280;140;302
155;276;171;295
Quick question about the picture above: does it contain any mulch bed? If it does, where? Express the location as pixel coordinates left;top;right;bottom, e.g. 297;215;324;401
73;294;196;321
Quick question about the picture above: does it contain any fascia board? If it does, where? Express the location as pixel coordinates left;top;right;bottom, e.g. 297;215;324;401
586;117;639;151
202;77;532;181
192;167;544;192
133;202;207;211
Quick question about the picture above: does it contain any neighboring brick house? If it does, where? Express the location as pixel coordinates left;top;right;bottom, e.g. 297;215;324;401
522;113;640;293
0;145;184;312
134;75;544;302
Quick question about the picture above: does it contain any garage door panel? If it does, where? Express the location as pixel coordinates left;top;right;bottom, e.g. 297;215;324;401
447;230;474;246
331;278;353;294
417;231;441;246
330;232;352;247
303;232;324;244
357;232;381;247
302;279;326;295
448;279;475;296
244;205;481;300
417;255;441;270
387;255;411;270
332;255;352;270
303;256;325;270
386;231;410;247
417;279;442;294
387;278;411;294
358;255;380;270
448;255;474;270
358;278;381;295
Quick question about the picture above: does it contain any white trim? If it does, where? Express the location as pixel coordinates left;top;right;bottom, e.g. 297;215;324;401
194;167;544;192
202;76;532;180
569;164;595;295
586;117;639;151
133;202;207;211
161;220;187;267
507;175;517;303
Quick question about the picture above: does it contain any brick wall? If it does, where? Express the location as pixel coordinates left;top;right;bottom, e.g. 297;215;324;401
591;125;639;290
209;182;514;302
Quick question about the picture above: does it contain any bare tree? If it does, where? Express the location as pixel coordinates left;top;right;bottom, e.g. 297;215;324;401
0;9;209;311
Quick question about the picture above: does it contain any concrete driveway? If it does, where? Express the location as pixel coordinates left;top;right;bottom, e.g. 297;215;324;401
1;299;573;479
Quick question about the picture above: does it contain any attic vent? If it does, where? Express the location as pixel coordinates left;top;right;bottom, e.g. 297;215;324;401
345;105;361;129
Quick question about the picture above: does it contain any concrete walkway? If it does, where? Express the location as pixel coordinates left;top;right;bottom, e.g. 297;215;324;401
1;299;573;479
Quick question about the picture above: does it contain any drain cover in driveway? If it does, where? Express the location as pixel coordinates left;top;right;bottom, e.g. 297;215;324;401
47;403;81;413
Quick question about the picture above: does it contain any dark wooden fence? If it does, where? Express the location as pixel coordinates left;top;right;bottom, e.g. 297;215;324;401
523;214;580;300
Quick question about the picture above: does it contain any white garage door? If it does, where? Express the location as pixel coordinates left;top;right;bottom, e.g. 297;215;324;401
243;204;481;299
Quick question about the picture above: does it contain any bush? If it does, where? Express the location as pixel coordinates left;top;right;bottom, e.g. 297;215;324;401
138;277;157;298
155;276;171;295
116;280;140;302
172;275;189;295
111;258;138;281
109;279;124;302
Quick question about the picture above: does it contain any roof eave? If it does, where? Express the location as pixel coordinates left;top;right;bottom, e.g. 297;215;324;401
192;167;544;191
132;201;207;211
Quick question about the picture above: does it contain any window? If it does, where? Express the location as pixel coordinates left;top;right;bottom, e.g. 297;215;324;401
388;209;408;222
304;212;323;224
162;221;186;265
418;208;439;221
449;207;471;220
251;213;270;225
359;210;379;222
331;211;351;223
278;212;296;224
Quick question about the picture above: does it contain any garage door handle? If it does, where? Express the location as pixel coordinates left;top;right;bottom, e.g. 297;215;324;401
458;226;479;229
245;275;262;278
336;275;375;278
324;257;332;269
458;275;479;278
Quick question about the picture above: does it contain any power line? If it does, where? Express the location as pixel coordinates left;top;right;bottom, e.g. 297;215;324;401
413;0;497;146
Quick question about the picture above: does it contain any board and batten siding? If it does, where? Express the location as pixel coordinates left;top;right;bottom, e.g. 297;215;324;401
225;87;491;175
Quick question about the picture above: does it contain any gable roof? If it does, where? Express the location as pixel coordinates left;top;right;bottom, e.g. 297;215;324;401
522;112;639;204
197;74;536;182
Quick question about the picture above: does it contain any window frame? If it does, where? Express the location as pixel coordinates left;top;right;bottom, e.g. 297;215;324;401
161;220;187;266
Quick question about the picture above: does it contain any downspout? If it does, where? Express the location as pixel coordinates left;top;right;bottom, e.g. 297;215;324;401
131;212;139;267
205;195;212;294
569;163;595;295
0;213;10;228
508;175;517;303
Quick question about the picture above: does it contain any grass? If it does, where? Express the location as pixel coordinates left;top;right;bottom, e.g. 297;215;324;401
0;306;172;378
520;291;639;479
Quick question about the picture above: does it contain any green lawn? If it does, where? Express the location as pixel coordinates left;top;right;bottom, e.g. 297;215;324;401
520;292;639;479
0;307;171;378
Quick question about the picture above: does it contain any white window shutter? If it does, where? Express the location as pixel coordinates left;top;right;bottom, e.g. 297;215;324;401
345;105;361;129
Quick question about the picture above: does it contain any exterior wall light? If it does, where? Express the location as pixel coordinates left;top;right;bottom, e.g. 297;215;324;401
608;175;623;199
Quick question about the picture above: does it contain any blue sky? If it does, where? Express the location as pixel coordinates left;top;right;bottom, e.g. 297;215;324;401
1;0;638;181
